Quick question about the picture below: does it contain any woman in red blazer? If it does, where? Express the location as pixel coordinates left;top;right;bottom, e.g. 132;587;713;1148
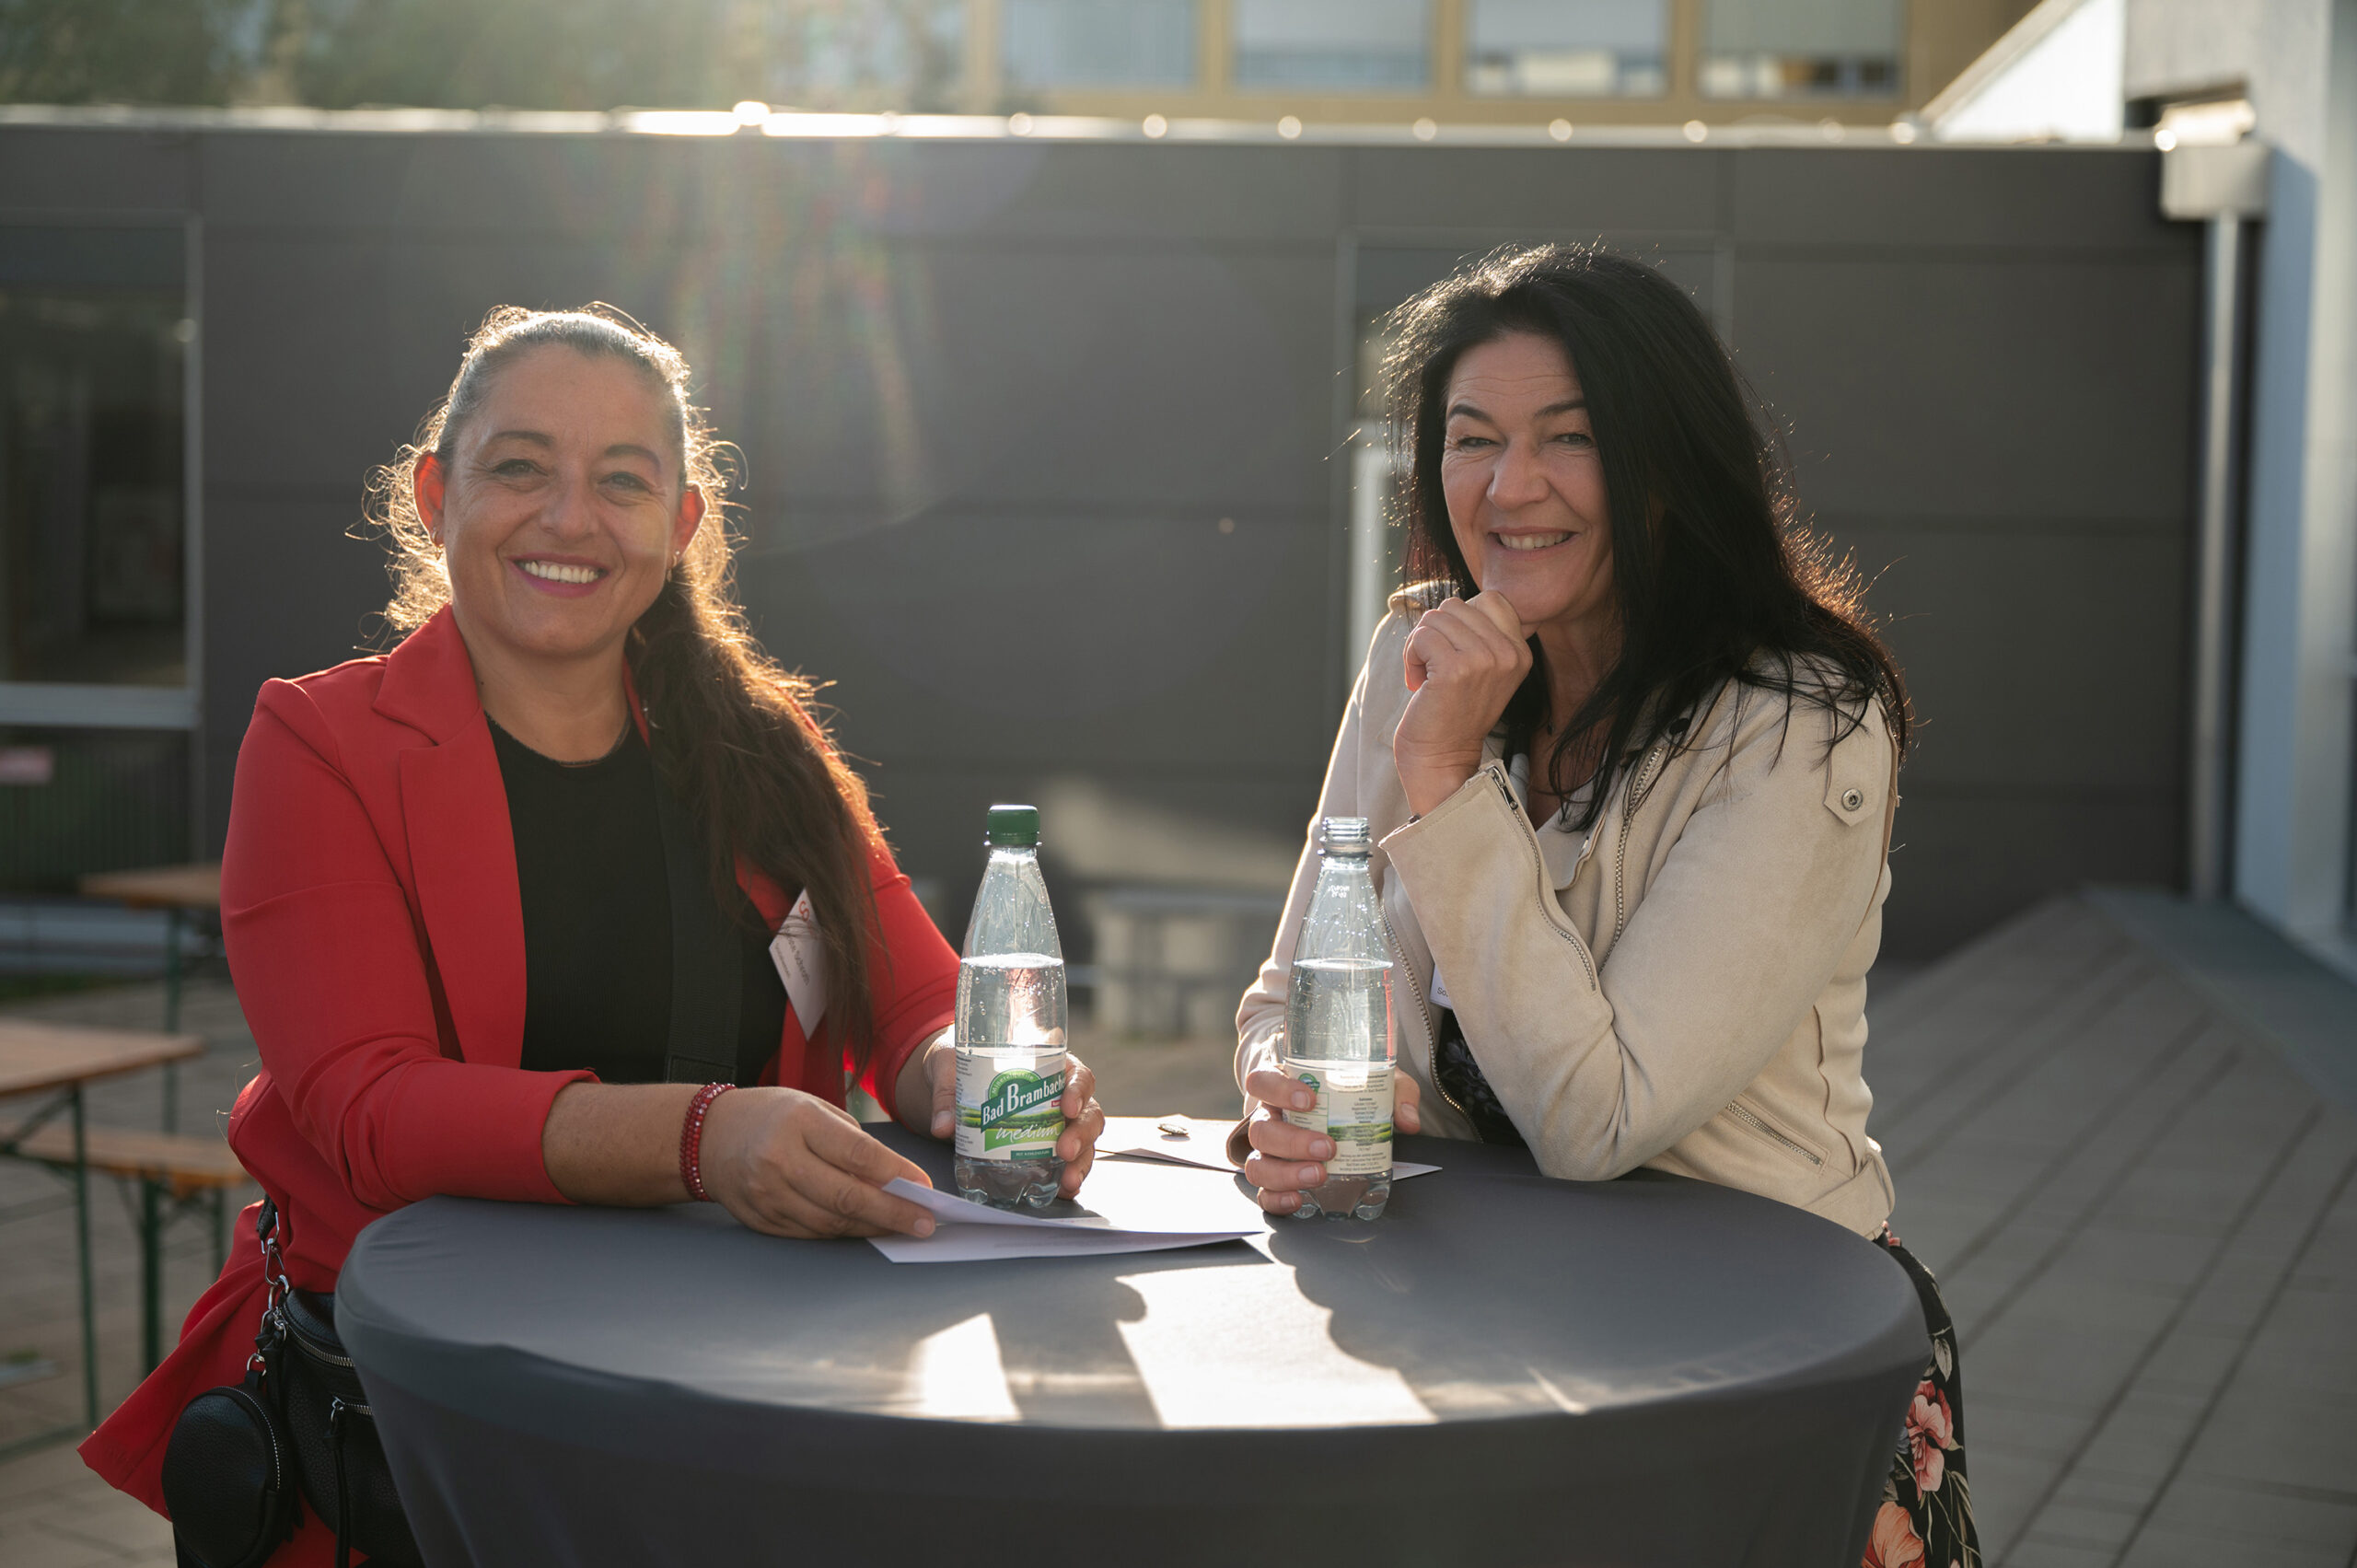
82;305;1105;1559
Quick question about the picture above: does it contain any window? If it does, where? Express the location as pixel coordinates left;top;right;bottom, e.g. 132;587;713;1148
772;0;964;107
0;726;190;889
1700;0;1903;99
1467;0;1667;98
0;226;191;699
1001;0;1196;89
1234;0;1430;91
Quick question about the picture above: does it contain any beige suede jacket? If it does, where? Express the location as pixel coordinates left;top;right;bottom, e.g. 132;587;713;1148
1235;596;1901;1237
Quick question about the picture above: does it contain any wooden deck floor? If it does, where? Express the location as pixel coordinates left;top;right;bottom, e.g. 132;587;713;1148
1875;894;2357;1567
1;891;2351;1565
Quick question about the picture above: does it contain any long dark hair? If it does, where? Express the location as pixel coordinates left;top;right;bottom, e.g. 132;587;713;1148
368;305;884;1062
1386;245;1909;829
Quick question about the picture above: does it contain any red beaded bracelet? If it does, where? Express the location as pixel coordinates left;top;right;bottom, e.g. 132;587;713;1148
679;1082;734;1202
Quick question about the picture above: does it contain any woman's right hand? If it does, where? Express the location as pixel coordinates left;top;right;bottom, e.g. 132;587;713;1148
1239;1067;1422;1215
697;1086;940;1239
1394;591;1532;817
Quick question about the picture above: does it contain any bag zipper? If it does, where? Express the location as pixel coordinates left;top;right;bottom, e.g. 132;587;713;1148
225;1384;287;1494
282;1304;356;1370
1725;1100;1823;1167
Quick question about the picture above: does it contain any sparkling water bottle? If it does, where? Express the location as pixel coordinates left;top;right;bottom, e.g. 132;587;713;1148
1283;817;1397;1220
953;804;1069;1209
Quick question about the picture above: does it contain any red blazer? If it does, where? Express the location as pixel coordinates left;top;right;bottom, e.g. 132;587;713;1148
84;608;959;1532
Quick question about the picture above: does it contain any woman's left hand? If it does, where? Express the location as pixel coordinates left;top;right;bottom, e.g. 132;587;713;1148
918;1034;1106;1198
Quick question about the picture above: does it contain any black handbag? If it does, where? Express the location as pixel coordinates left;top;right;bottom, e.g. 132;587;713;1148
159;1357;298;1568
273;1278;423;1568
161;1207;300;1568
162;1202;422;1568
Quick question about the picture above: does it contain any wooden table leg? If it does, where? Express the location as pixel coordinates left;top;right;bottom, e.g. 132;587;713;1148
71;1085;97;1431
140;1178;163;1374
161;908;182;1133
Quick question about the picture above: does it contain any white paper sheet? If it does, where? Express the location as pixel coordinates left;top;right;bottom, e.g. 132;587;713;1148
866;1160;1265;1264
1094;1115;1442;1180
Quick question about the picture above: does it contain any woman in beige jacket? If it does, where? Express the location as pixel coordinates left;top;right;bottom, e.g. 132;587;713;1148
1233;246;1975;1567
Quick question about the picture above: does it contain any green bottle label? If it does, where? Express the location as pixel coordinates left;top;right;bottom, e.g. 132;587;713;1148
955;1052;1068;1161
1281;1060;1393;1177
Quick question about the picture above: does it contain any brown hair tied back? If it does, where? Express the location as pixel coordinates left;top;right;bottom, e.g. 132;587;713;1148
366;304;885;1063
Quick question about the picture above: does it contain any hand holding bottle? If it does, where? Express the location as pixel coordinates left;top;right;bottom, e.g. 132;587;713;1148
1241;1066;1422;1214
910;1028;1105;1198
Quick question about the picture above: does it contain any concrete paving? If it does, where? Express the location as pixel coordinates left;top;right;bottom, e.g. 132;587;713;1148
1;891;2350;1565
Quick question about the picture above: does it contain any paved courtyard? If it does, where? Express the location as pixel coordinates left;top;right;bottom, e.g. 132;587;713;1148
1;889;2351;1565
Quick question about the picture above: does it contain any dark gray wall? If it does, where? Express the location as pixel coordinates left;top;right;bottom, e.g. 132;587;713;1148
0;124;2200;958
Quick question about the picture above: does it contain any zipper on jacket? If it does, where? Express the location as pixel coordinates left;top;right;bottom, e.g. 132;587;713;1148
1725;1100;1823;1167
1611;742;1669;947
1378;900;1462;1120
1492;767;1598;993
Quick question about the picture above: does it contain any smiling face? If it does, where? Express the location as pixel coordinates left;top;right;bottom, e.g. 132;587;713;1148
417;344;703;675
1438;331;1616;639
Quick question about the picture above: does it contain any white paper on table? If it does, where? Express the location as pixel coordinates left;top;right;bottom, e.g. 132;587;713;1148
867;1162;1265;1264
1093;1114;1442;1180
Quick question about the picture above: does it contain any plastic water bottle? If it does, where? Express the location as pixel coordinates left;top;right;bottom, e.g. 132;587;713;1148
953;804;1069;1209
1283;817;1396;1220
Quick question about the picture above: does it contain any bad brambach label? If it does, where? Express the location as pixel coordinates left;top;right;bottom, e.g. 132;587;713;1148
1281;1059;1393;1177
955;1051;1068;1162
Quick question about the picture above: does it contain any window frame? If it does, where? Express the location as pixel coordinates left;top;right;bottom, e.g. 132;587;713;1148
0;212;202;734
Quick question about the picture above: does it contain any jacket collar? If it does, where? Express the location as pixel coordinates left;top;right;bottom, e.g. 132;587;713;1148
373;606;789;1066
375;609;527;1068
372;606;483;742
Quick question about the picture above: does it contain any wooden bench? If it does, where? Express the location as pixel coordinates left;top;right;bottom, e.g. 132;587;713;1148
8;1121;251;1374
13;1123;247;1195
0;1018;206;1434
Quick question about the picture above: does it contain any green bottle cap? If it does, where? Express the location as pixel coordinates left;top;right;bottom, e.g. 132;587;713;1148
985;804;1040;848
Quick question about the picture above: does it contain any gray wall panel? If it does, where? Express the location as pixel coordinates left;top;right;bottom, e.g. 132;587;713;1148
740;507;1333;773
201;234;695;492
1824;527;2189;795
200;492;403;819
864;142;1349;243
0;127;2204;962
1345;147;1724;235
1735;256;2200;521
0;127;192;214
876;248;1335;510
1729;147;2182;252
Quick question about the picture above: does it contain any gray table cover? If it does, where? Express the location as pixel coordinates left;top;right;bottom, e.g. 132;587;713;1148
336;1128;1925;1568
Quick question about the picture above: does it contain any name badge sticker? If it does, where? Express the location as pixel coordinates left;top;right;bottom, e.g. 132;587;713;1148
769;890;829;1039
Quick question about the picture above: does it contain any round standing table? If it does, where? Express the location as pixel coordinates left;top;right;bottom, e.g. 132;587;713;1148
336;1128;1925;1568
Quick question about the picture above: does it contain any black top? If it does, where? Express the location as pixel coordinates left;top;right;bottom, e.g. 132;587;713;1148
489;718;788;1087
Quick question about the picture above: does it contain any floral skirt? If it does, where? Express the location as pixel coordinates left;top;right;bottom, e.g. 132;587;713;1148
1864;1230;1980;1568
